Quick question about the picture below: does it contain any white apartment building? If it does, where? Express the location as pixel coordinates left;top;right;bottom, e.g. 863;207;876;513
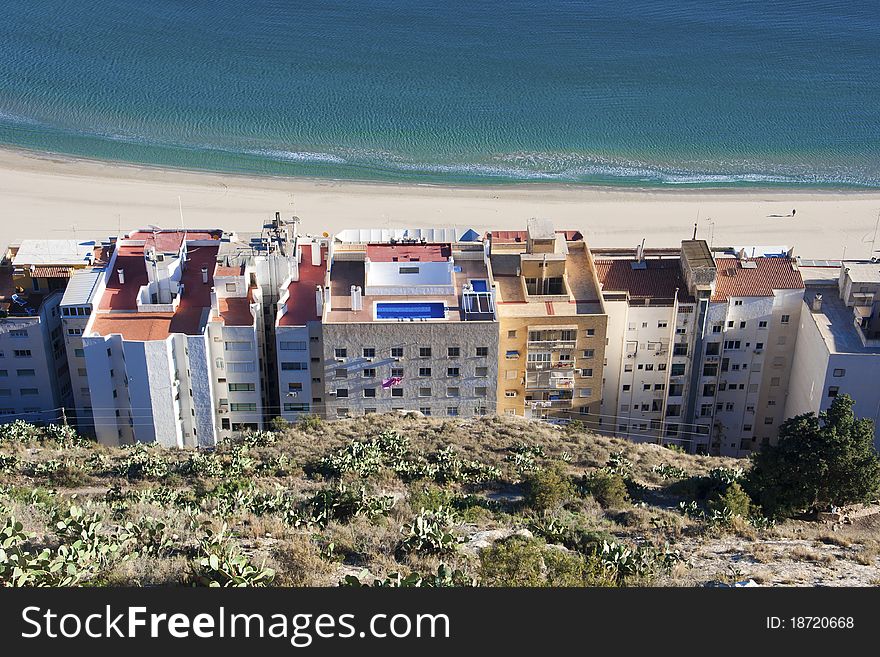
275;237;330;420
595;244;699;448
79;229;265;446
786;261;880;446
320;228;498;419
689;251;805;456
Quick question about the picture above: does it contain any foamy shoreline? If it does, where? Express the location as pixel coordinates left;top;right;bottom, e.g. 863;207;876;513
2;146;879;260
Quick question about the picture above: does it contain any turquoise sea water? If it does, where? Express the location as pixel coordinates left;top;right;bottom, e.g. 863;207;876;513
0;1;878;187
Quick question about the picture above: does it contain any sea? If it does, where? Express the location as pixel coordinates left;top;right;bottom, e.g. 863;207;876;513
1;0;878;187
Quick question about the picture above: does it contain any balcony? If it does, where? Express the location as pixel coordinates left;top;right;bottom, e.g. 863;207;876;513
525;370;575;390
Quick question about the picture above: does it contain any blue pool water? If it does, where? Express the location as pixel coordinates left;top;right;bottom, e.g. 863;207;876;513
1;1;878;187
376;302;446;320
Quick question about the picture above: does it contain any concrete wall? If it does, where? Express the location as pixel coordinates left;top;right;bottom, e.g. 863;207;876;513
321;321;498;418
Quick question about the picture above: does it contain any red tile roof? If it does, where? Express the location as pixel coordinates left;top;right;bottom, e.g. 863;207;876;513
366;244;451;262
278;245;327;327
31;266;73;278
214;264;244;277
91;313;174;341
217;294;254;327
127;230;221;252
711;257;804;302
594;258;690;302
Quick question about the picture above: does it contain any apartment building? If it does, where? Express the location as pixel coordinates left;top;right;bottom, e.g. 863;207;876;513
320;228;498;419
595;243;700;447
0;239;106;424
275;237;329;421
490;219;607;421
786;260;880;446
689;250;805;456
78;229;265;446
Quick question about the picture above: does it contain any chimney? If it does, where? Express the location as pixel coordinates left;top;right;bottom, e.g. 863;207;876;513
315;285;324;316
201;266;209;284
811;293;823;312
117;268;125;284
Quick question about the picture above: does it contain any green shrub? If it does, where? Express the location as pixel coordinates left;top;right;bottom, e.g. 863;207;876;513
342;564;475;587
708;481;751;517
582;469;630;508
398;507;457;555
523;463;574;511
190;524;274;587
478;536;613;587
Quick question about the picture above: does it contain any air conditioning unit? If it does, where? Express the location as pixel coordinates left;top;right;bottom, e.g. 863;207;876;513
335;357;345;362
327;390;337;396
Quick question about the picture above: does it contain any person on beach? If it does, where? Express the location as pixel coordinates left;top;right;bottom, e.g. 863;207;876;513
791;208;796;217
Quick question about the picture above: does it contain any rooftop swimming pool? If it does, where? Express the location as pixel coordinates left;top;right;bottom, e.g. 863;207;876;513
375;301;446;320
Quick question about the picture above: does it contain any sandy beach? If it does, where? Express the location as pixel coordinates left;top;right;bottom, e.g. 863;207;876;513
1;147;879;260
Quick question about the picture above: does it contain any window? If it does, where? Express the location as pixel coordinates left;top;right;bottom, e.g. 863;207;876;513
643;384;651;391
770;377;781;387
20;388;38;396
739;321;746;329
475;367;488;377
336;408;349;417
363;348;375;358
702;364;718;377
335;368;347;379
284;403;309;412
362;368;376;378
230;403;257;412
703;384;716;396
706;342;720;356
582;349;594;358
0;370;5;377
579;388;592;398
77;368;87;376
281;362;307;371
723;340;741;350
657;321;667;329
447;407;460;417
758;320;768;328
828;386;839;398
363;388;376;398
833;368;846;377
447;387;460;397
225;341;252;351
391;347;404;358
228;383;256;392
644;364;654;371
391;388;403;397
399;266;420;274
420;407;432;416
712;325;722;334
622;384;631;392
755;342;764;350
505;390;517;398
288;382;303;392
734;300;743;306
419;347;432;358
280;341;307;351
225;282;236;292
700;404;713;417
447;367;460;378
781;314;790;324
673;344;688;356
475;387;487;397
447;347;460;358
507;330;517;339
16;369;35;377
419;387;432;397
585;328;595;336
671;363;686;376
336;388;349;398
74;348;85;357
13;350;31;358
9;329;27;338
581;368;593;377
418;367;432;377
764;417;774;425
391;367;404;378
335;348;347;358
476;347;489;357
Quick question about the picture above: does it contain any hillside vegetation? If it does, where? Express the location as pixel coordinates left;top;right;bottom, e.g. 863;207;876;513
1;413;879;587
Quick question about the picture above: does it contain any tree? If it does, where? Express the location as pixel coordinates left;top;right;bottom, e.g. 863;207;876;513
746;395;880;518
523;462;575;512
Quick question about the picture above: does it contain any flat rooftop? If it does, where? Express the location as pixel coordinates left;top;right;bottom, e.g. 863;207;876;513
10;239;98;267
91;230;223;340
489;229;583;244
278;244;327;327
325;255;494;323
844;262;880;284
366;243;451;262
494;244;603;316
804;286;880;355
